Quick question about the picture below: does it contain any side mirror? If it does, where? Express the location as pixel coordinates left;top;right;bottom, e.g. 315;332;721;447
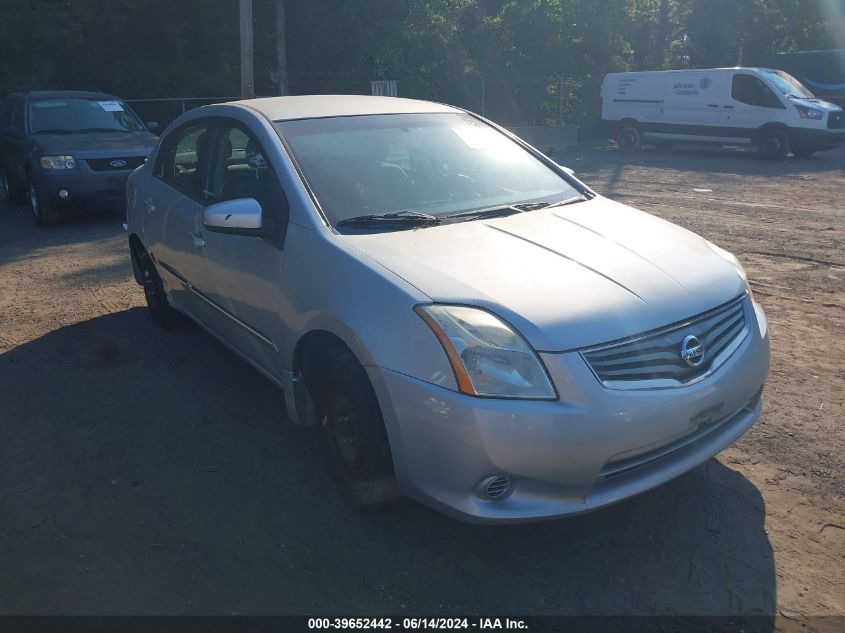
203;198;263;235
145;121;160;133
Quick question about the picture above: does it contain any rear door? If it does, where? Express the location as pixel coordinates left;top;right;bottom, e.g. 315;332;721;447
145;119;219;322
190;119;291;378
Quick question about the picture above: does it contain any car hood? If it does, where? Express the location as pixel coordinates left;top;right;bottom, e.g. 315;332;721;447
340;196;748;351
33;131;158;157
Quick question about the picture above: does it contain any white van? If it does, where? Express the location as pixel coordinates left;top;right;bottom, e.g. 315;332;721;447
600;67;844;159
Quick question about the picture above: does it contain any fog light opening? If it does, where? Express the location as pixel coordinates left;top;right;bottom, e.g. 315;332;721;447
58;188;70;199
478;475;513;501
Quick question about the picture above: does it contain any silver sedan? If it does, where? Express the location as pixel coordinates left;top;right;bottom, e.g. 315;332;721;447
126;95;770;523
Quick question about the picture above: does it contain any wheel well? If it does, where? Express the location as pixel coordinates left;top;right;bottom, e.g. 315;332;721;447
618;118;639;130
755;123;789;140
293;330;370;426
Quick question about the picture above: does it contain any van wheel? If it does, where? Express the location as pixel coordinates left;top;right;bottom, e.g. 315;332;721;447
29;181;60;227
138;249;181;328
316;351;399;507
617;124;642;153
758;128;789;160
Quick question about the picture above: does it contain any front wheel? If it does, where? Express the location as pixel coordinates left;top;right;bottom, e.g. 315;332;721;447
29;181;60;226
757;128;789;160
316;351;398;507
617;124;642;153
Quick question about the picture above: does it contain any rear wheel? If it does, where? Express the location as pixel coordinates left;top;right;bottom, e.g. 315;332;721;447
757;128;789;160
137;247;181;328
315;350;398;507
617;124;642;153
29;181;60;226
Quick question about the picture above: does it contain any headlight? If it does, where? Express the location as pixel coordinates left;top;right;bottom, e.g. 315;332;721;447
39;155;76;170
795;105;823;120
414;304;556;399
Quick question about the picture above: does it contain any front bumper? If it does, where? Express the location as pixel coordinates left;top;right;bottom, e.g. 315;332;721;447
32;168;133;211
789;127;845;150
370;302;770;524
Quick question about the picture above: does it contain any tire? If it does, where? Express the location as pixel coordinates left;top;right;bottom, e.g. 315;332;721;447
137;247;181;328
29;180;60;226
617;123;642;153
315;350;398;507
757;128;789;161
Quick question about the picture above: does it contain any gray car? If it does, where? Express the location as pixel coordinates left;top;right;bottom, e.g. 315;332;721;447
126;95;770;523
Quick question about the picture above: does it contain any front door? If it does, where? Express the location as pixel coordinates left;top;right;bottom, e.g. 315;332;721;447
191;119;291;380
723;72;783;142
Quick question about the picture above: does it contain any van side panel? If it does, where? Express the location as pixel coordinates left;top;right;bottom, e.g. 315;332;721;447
601;73;665;131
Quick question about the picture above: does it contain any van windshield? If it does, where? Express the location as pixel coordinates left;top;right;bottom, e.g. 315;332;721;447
275;112;580;226
763;70;815;99
29;98;146;134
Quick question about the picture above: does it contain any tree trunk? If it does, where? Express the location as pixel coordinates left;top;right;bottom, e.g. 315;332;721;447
656;0;670;67
275;0;289;96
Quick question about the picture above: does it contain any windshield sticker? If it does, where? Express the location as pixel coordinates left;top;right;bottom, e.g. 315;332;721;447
99;100;125;112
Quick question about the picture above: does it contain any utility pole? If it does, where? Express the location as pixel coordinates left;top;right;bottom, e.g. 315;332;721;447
275;0;289;96
240;0;255;99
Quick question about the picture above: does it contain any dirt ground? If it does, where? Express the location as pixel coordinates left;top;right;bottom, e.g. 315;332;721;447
0;142;842;628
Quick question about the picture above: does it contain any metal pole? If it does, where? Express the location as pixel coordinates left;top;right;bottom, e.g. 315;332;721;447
240;0;255;99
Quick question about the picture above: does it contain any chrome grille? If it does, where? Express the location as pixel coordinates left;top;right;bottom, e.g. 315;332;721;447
85;156;146;171
582;295;749;389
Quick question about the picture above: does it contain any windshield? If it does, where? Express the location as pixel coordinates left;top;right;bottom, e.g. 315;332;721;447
763;70;815;99
275;112;580;225
28;98;146;134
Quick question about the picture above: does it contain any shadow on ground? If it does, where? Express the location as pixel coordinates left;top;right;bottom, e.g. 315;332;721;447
0;309;776;620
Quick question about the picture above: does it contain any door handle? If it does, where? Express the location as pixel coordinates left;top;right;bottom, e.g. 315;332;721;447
188;230;205;248
723;105;734;109
708;104;719;108
143;197;156;214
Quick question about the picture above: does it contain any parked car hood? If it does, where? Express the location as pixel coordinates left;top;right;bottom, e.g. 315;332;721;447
340;196;748;351
789;97;842;113
33;131;157;158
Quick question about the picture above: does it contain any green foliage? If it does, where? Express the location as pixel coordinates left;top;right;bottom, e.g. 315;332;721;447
0;0;835;128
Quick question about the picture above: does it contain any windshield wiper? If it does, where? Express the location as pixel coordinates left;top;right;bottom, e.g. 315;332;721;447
77;127;129;133
33;129;73;135
337;210;442;228
444;196;588;222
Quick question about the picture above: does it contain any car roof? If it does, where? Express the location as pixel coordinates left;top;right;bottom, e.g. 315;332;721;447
232;94;462;121
11;90;118;101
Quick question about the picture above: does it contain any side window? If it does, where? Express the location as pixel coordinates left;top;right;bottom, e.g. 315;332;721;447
731;75;783;109
205;122;289;238
0;99;13;127
11;100;24;131
155;121;214;200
